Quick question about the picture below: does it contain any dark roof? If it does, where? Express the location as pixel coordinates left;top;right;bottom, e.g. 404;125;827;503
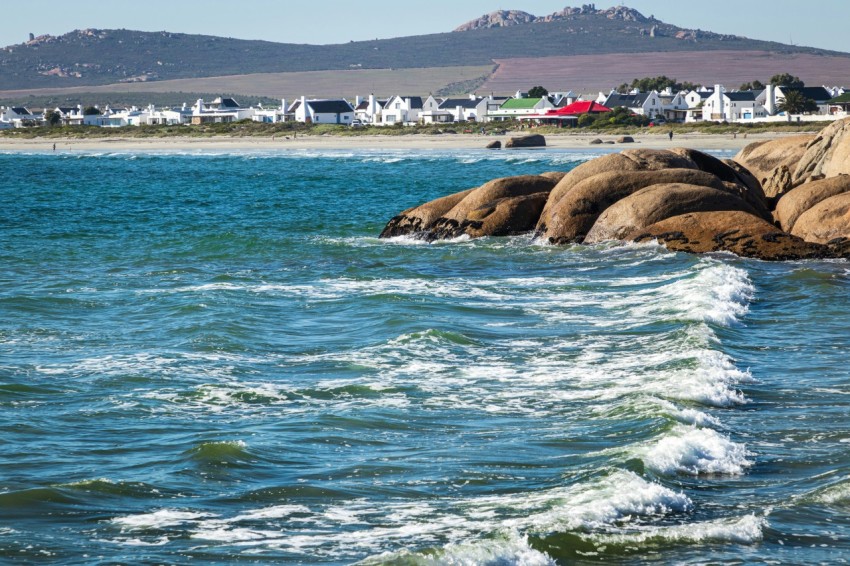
307;100;354;114
783;86;832;101
604;92;651;107
355;100;369;110
57;107;76;114
438;98;481;110
726;92;756;102
10;107;30;115
211;97;240;108
393;96;423;109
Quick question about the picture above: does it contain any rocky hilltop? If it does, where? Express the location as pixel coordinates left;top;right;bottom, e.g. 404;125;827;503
380;119;850;261
455;4;652;31
454;3;740;41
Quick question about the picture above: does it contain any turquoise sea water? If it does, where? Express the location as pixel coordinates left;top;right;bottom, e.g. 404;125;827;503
1;148;850;564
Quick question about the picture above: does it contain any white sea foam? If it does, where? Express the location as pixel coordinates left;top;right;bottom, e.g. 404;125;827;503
112;509;215;530
641;425;752;476
809;479;850;505
586;513;767;546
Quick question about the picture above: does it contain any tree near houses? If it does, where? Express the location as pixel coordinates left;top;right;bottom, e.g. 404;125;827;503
527;85;549;98
617;76;697;93
739;80;765;90
83;106;100;115
44;111;61;126
778;90;818;114
770;73;805;88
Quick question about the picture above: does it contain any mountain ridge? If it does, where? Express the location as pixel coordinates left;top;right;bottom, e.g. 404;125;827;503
0;6;845;91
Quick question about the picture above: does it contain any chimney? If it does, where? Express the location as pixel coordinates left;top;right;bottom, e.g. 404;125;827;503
368;94;376;124
355;95;363;106
469;93;477;100
715;84;724;120
765;84;776;115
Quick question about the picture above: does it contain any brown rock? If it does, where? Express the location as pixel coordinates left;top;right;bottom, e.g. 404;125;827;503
537;150;698;233
617;136;635;143
733;134;816;198
540;169;728;244
379;188;475;238
793;117;850;185
584;183;760;243
790;192;850;244
451;192;551;239
486;140;502;149
670;147;768;214
628;210;828;260
774;175;850;232
539;171;568;183
426;174;557;240
589;138;603;145
505;134;546;148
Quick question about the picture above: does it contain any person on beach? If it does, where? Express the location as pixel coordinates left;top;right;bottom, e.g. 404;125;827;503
668;130;673;141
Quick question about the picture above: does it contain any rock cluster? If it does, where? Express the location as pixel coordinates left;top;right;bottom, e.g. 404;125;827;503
380;118;850;261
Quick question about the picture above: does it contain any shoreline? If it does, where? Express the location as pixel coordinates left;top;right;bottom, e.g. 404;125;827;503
0;131;788;152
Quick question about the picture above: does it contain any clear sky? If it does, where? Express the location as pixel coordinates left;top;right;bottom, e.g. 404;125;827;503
2;0;845;53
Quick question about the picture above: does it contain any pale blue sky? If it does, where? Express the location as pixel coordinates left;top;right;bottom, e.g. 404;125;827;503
3;1;845;53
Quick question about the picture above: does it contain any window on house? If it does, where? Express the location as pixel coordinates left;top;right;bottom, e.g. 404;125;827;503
395;103;401;109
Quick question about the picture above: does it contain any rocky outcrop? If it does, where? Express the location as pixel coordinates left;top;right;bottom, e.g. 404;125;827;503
381;175;556;240
584;183;761;244
540;169;728;244
486;140;502;149
429;192;551;240
617;136;635;143
629;211;828;260
379;119;850;260
793;118;850;185
380;188;474;238
539;149;699;225
733;134;816;198
505;134;546;148
789;192;850;244
774;175;850;232
454;5;650;31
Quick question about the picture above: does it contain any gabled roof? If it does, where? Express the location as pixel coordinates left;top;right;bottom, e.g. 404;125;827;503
307;99;354;114
10;107;30;115
604;92;652;108
725;91;756;102
546;100;611;115
388;95;423;109
211;97;241;108
501;97;544;109
438;98;481;110
782;86;832;102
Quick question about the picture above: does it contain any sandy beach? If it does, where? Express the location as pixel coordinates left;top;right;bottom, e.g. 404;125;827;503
0;131;789;152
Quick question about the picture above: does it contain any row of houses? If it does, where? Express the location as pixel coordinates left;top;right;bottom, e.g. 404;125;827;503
1;84;848;129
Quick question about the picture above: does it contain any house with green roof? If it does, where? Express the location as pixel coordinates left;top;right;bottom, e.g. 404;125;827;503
828;92;850;113
489;97;554;121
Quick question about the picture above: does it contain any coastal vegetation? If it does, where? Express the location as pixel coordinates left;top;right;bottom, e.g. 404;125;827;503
0;118;824;140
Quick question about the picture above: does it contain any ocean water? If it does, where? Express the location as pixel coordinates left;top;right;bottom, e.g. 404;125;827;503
1;148;849;565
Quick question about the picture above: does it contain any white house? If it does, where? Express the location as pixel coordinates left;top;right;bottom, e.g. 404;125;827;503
489;96;555;121
658;88;690;122
0;106;41;128
252;99;291;123
291;97;355;124
381;96;432;125
435;95;492;122
603;90;663;119
758;84;834;116
353;95;386;125
191;97;254;124
702;85;765;122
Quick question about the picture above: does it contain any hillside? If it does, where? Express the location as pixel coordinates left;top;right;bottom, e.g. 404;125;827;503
0;5;843;91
